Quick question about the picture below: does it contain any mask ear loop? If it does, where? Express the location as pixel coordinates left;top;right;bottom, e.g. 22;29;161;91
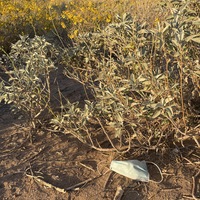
146;161;163;183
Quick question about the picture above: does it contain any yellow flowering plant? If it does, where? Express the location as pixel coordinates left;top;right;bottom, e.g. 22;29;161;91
0;0;61;51
60;0;114;38
60;0;164;39
0;0;164;49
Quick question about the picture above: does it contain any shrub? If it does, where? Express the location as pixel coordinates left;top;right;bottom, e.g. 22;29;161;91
61;0;164;38
51;0;200;151
0;0;199;150
0;36;57;130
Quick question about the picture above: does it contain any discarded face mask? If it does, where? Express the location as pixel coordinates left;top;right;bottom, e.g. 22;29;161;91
110;160;150;182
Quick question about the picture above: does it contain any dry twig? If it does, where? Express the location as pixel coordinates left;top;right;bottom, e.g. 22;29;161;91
114;186;124;200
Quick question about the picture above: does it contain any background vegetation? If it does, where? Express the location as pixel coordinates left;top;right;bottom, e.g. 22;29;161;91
0;0;199;151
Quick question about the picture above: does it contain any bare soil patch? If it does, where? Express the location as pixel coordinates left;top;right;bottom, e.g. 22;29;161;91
0;69;199;200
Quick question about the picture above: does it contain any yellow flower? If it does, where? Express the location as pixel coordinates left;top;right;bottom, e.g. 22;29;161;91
61;22;66;29
69;29;79;39
154;18;160;24
106;14;112;23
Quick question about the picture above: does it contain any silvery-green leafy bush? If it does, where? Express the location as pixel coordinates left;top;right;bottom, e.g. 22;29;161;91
0;35;57;128
1;0;198;149
51;0;199;151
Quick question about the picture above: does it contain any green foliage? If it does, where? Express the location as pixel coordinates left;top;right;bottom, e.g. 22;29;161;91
0;36;57;128
52;0;199;150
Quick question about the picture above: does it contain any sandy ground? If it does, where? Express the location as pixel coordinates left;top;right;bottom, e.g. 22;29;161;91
0;66;199;200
